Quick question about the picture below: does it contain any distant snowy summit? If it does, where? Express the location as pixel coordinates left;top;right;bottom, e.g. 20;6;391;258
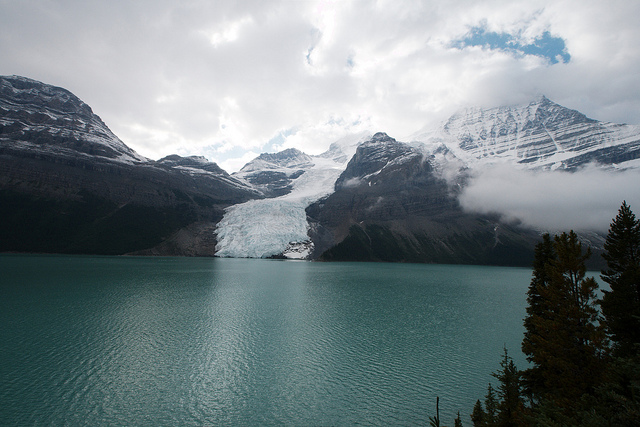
412;96;640;170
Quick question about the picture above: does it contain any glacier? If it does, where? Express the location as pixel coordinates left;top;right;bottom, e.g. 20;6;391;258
215;132;370;259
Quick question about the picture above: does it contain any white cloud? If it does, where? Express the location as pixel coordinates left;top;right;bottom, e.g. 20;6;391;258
459;164;640;233
1;0;639;172
202;16;254;47
218;150;260;174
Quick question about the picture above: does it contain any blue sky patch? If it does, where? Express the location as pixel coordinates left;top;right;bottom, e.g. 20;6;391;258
454;26;570;64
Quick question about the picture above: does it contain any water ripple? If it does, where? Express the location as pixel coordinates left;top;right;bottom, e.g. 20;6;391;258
0;255;531;425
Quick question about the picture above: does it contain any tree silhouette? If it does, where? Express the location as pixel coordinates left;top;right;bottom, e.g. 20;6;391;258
601;201;640;357
521;231;606;409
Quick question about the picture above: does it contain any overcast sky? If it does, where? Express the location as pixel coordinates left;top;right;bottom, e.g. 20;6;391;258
2;0;640;173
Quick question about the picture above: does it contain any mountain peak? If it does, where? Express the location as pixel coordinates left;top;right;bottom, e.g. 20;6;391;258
415;96;640;170
0;75;146;163
239;147;313;173
370;132;395;143
533;94;550;103
1;75;93;116
256;147;307;162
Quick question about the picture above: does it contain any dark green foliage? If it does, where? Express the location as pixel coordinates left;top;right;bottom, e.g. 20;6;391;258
321;224;408;262
521;231;605;409
427;398;464;427
454;411;463;427
473;205;640;424
471;400;486;427
600;201;640;357
319;222;536;266
572;355;640;425
471;351;525;427
484;384;498;426
521;233;555;399
492;349;525;426
428;396;441;427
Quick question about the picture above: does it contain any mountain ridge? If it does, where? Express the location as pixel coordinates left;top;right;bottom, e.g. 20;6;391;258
2;75;638;265
411;96;640;171
0;75;260;256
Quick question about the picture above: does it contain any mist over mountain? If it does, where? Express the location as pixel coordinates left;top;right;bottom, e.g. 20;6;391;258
2;75;639;265
409;96;640;234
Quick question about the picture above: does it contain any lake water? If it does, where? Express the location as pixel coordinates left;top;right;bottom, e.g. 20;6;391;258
0;254;534;425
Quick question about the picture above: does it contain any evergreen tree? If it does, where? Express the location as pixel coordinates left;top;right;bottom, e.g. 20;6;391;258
474;206;640;424
521;231;606;409
429;396;441;427
574;355;640;425
471;399;486;427
492;348;524;426
601;201;640;357
521;233;555;400
484;384;498;426
454;411;463;427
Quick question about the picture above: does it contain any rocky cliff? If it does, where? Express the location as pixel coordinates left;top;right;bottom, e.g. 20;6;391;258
306;133;540;265
0;75;260;255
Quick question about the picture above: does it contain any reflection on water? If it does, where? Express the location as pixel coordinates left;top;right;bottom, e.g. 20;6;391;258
0;255;531;425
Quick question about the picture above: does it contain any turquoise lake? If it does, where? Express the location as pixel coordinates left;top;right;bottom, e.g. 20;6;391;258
0;254;535;425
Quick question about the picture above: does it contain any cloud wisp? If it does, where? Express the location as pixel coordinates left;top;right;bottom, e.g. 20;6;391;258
458;164;640;233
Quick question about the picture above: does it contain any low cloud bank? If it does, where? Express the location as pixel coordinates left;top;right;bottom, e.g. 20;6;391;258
459;164;640;233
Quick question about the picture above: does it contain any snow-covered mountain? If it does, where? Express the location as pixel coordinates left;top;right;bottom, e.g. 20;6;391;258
411;96;640;171
215;132;371;259
232;148;315;197
217;98;640;264
305;132;541;265
2;75;638;265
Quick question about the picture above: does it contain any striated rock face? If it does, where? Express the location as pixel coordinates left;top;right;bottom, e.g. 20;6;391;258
0;75;260;255
0;75;146;163
334;132;419;188
413;96;640;170
306;132;540;265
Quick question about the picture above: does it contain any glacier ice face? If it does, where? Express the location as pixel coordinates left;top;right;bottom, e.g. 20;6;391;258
215;132;371;259
215;198;315;259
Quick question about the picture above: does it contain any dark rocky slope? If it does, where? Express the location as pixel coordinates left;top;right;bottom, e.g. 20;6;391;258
307;133;541;265
0;75;260;255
